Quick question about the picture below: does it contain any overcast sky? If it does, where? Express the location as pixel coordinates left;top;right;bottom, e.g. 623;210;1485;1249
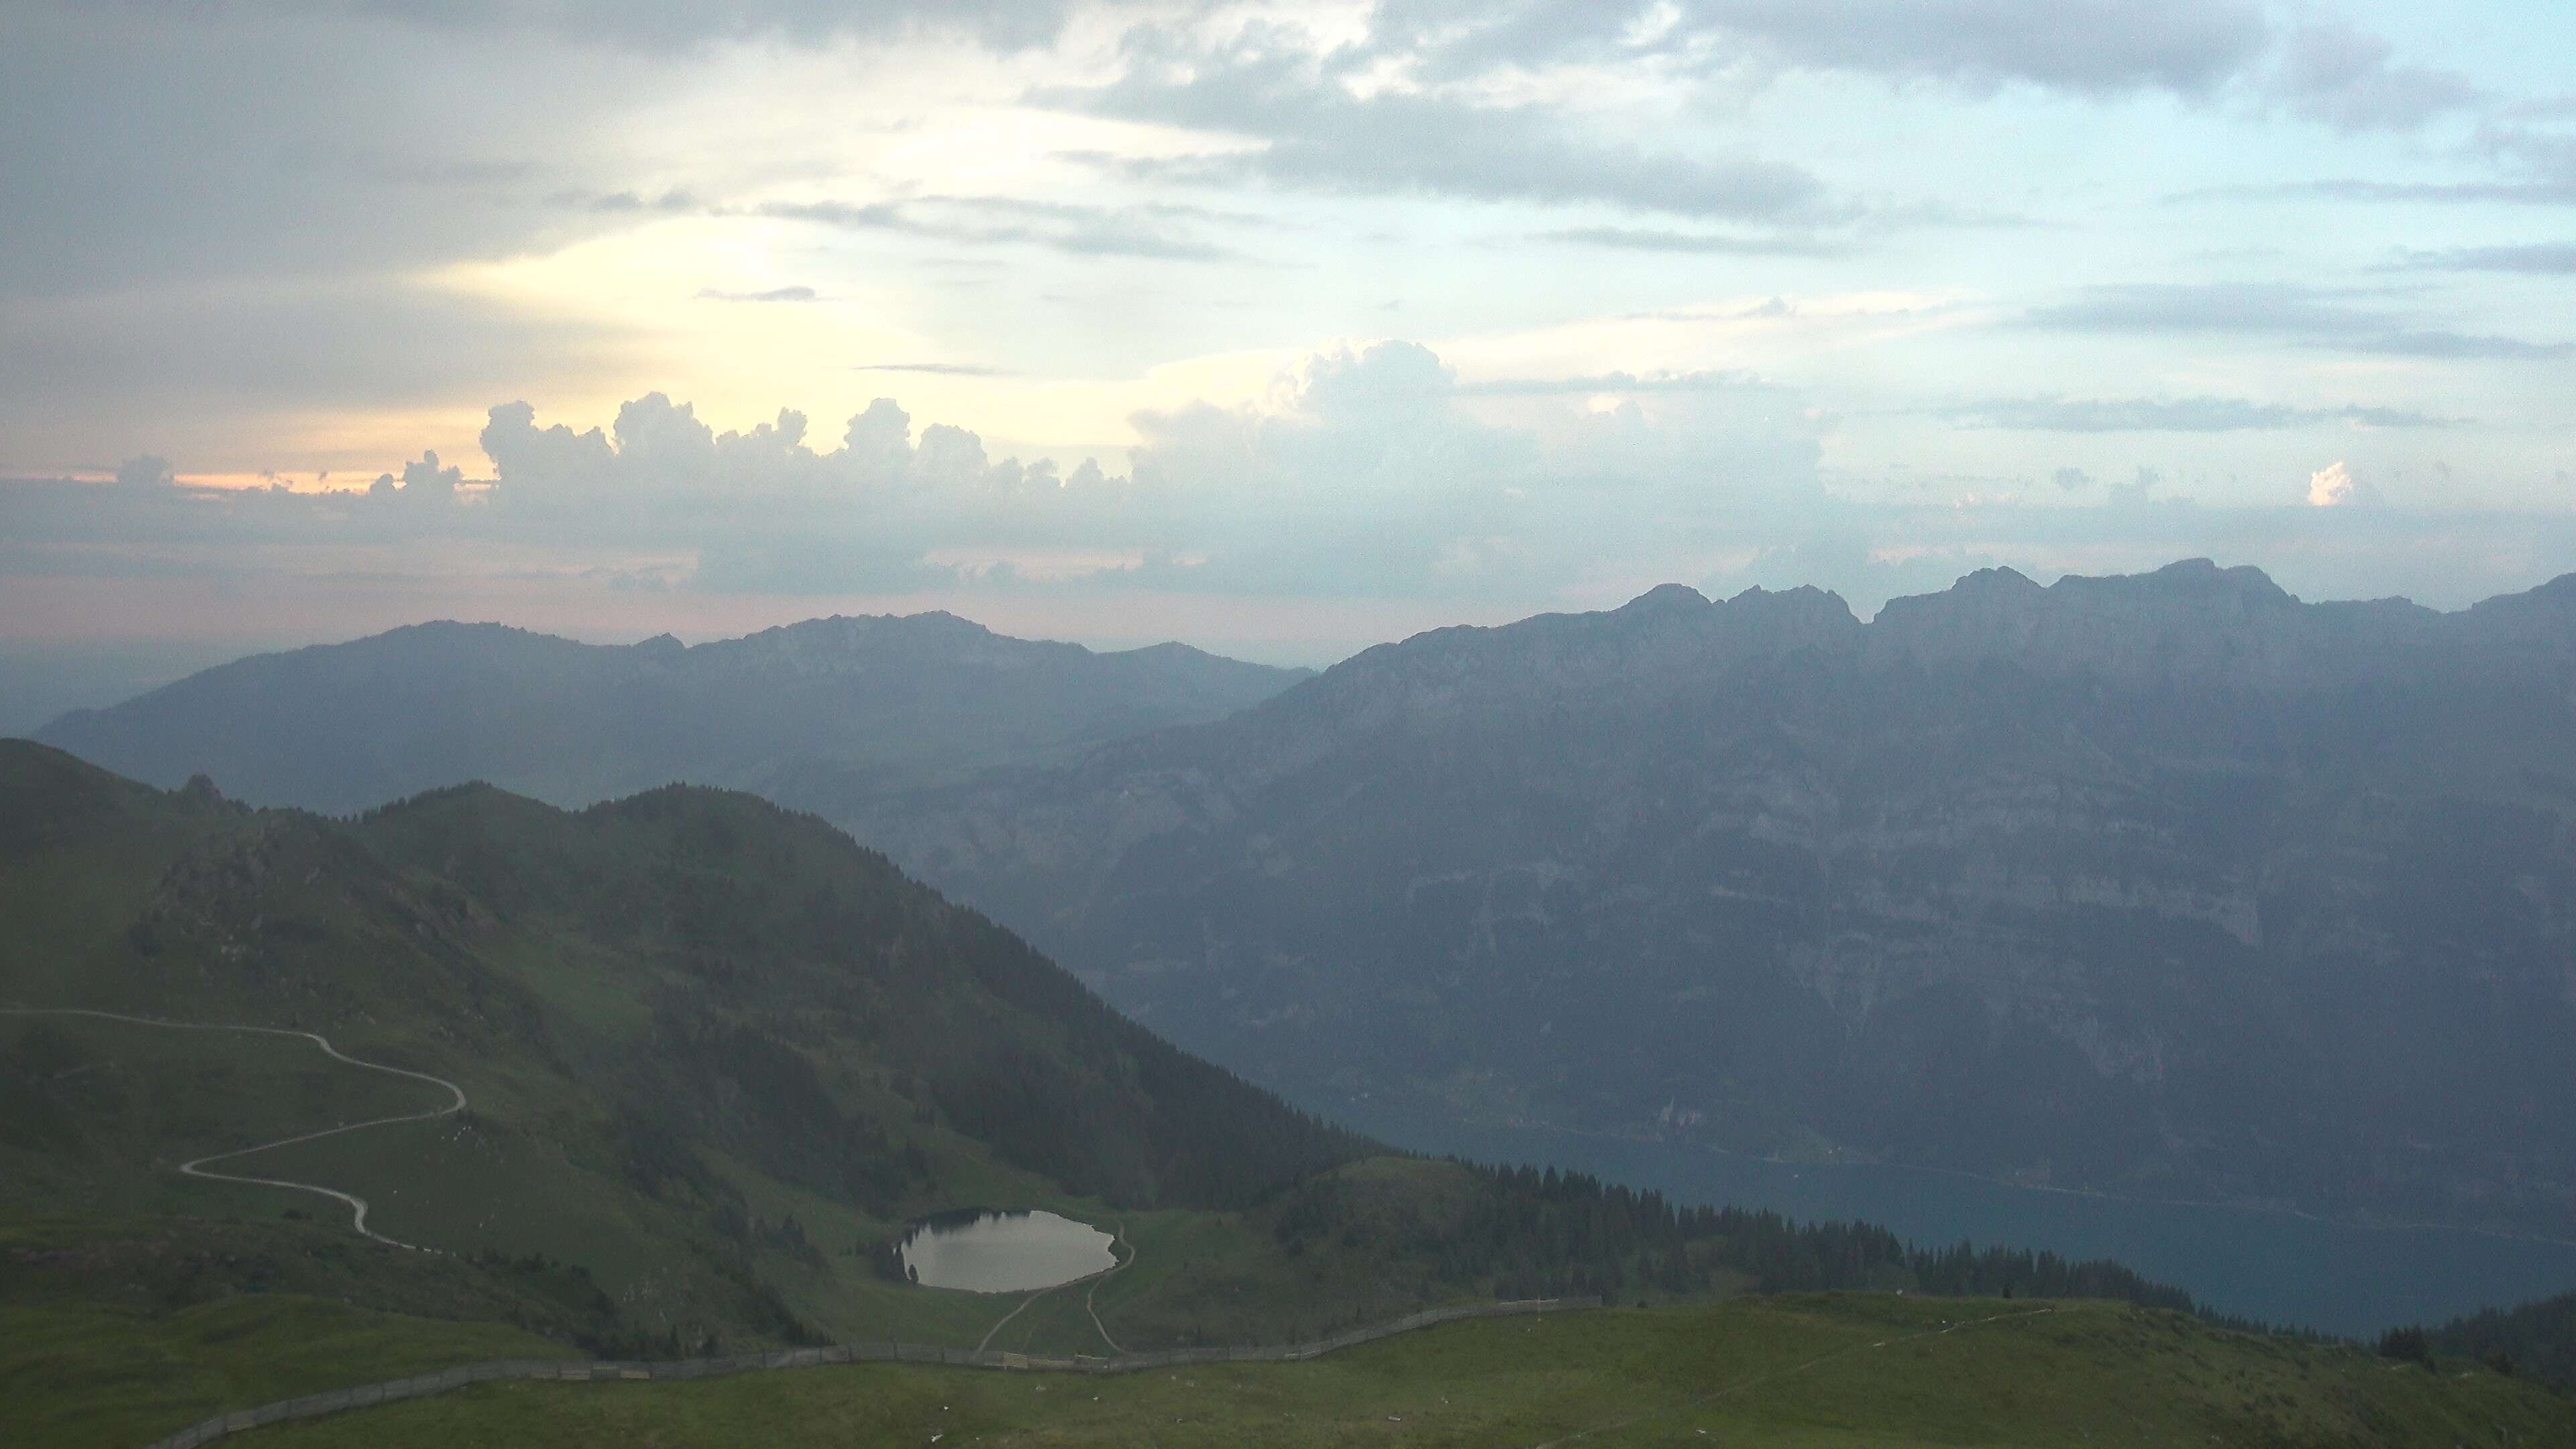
4;0;2573;702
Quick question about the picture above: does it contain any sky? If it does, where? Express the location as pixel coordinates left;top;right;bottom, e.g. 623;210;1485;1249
3;0;2573;714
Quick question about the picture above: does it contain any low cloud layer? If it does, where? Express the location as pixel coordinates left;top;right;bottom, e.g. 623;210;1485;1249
2025;282;2573;359
1952;396;2455;433
9;341;2572;653
2409;242;2576;274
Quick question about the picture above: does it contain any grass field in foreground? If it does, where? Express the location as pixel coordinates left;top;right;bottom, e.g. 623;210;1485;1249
1;1295;572;1449
209;1295;2571;1449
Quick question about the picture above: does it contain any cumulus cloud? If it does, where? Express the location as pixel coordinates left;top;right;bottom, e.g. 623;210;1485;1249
3;341;1838;604
2305;460;2382;508
476;392;1040;514
369;450;464;504
1108;342;1831;597
9;333;2573;639
10;378;2576;643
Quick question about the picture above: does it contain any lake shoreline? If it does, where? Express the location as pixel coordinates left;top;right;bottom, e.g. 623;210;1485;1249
1322;1099;2576;1338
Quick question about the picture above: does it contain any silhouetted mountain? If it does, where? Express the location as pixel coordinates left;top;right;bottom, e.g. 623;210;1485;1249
33;613;1307;814
849;561;2576;1235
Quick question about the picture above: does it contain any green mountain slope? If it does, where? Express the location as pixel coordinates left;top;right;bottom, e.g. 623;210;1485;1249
0;737;1373;1359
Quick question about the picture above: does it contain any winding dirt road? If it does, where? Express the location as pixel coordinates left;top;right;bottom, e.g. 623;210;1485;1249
1083;1222;1132;1354
0;1005;466;1251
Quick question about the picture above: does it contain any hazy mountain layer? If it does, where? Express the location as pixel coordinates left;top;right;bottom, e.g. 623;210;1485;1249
32;612;1307;814
848;561;2576;1236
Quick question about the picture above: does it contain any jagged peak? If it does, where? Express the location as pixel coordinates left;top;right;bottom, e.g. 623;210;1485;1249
1724;583;1860;624
1951;566;2042;594
1617;582;1712;614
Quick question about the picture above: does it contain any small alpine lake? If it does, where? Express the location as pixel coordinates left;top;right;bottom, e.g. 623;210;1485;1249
897;1209;1116;1293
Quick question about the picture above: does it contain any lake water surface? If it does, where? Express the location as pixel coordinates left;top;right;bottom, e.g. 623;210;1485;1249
1326;1102;2576;1338
898;1209;1116;1293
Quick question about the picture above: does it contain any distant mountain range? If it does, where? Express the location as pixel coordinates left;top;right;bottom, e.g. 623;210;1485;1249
32;612;1307;815
843;561;2576;1236
28;562;2576;1236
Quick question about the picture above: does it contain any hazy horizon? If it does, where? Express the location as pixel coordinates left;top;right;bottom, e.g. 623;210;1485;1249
8;549;2567;739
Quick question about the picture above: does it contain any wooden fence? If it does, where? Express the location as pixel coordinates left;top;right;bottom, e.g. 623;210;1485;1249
140;1296;1599;1448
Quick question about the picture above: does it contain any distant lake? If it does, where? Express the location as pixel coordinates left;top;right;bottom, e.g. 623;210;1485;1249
1325;1102;2576;1338
898;1210;1115;1293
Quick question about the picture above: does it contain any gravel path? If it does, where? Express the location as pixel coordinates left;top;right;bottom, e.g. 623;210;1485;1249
976;1220;1137;1356
0;1005;467;1251
1084;1222;1132;1354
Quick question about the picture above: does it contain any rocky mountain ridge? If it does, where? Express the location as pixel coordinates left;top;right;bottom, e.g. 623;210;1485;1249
845;561;2576;1236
